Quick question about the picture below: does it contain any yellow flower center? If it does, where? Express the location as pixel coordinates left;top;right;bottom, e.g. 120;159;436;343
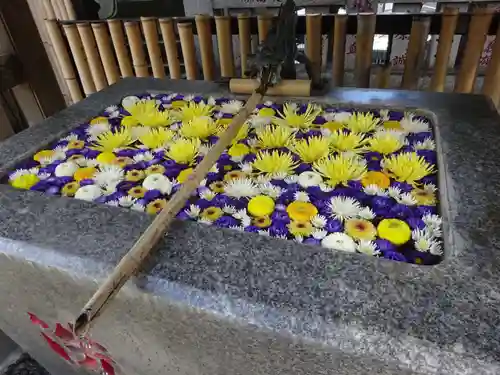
201;206;223;221
258;107;275;117
68;140;84;149
345;219;377;240
171;100;186;108
146;199;167;215
128;186;147;198
146;165;166;176
210;181;225;193
288;221;314;236
248;195;275;217
74;167;97;181
126;170;145;182
410;188;436;206
286;201;318;222
96;152;116;164
61;182;80;196
114;157;133;167
228;144;250;158
90;116;109;125
323;121;344;132
224;171;247;181
10;174;40;190
377;219;411;245
253;216;272;228
33;150;54;162
361;171;391;189
177;168;194;183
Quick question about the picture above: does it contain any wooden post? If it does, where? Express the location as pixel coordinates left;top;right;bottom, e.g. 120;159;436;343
62;23;96;96
401;16;430;90
177;22;197;80
429;7;459;92
141;17;165;78
42;0;56;18
257;14;272;44
195;15;215;81
375;64;392;89
355;13;376;88
481;24;500;106
332;14;347;86
159;18;181;79
306;13;322;85
124;21;149;77
92;23;120;85
62;0;76;19
107;20;134;77
238;14;251;78
454;7;493;93
77;23;107;91
215;16;235;78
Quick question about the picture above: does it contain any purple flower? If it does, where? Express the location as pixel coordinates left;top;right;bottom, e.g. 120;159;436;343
404;248;440;265
304;238;321;246
212;194;231;208
176;210;190;220
195;198;212;209
115;149;138;158
82;148;99;159
375;239;396;253
417;150;437;165
163;159;178;169
244;225;260;233
304;129;322;138
271;210;290;223
45;185;61;195
416;205;437;216
367;161;382;171
94;195;108;204
79;179;95;187
116;181;138;192
389;203;414;219
205;172;220;183
383;251;407;262
269;222;288;237
371;196;393;210
30;181;49;192
406;217;425;230
295;163;312;174
270;179;288;189
144;189;163;201
388;112;404;121
276;191;295;205
164;167;182;179
364;151;382;162
409;132;433;143
207;135;220;144
390;181;412;193
215;216;238;228
306;186;327;201
314;200;330;216
325;219;343;233
420;175;437;185
242;153;256;164
347;180;363;190
313;116;326;125
46;176;73;187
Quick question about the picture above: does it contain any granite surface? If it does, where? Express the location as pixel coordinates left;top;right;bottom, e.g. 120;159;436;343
0;78;500;375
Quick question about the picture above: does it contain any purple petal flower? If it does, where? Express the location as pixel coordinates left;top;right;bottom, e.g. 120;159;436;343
416;205;437;216
271;210;290;223
286;183;301;192
408;132;433;143
389;203;414;219
348;180;362;190
390;181;412;193
195;198;212;209
114;149;137;158
176;210;191;220
367;161;382;171
417;150;437;165
271;179;288;189
163;159;178;168
304;238;321;246
364;151;382;162
388;112;404;121
242;153;256;164
94;195;108;204
383;251;407;262
116;180;138;192
276;191;295;205
304;129;322;138
313;116;326;125
420;175;437;185
406;217;425;230
371;196;393;210
306;186;327;201
30;181;49;192
105;191;125;202
269;222;288;237
404;248;440;265
82;148;99;159
79;179;95;187
46;176;73;187
325;219;343;233
295;163;312;174
144;189;163;202
215;216;238;228
164;168;182;179
244;225;260;233
375;239;396;253
45;185;61;195
212;194;231;208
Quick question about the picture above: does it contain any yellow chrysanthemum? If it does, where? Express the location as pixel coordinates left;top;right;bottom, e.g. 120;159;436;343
165;138;200;165
170;100;186;109
313;154;367;186
272;103;322;129
252;150;298;177
201;206;223;221
90;116;109;125
345;219;377;240
288;221;314;237
61;181;80;196
248;195;275;217
146;199;168;215
343;112;380;133
383;152;435;185
228;144;249;158
91;129;134;152
33;150;54;162
329;130;368;153
177;168;194;183
181;116;218;139
323;121;344;132
411;188;437;205
125;169;145;182
172;101;213;122
377;219;411;245
138;128;174;149
96;152;116;164
361;171;391;189
10;174;39;190
68;140;85;149
256;126;295;149
368;131;404;154
253;216;272;228
286;201;318;222
122;100;172;127
74;167;97;181
258;107;275;117
292;136;330;163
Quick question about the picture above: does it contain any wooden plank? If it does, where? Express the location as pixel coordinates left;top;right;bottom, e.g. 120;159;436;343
332;13;347;86
401;15;430;90
355;13;376;88
481;23;500;106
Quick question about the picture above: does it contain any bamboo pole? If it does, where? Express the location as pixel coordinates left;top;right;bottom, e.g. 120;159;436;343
159;18;181;79
401;16;430;90
481;24;500;106
124;21;149;77
73;90;264;337
429;7;459;92
140;17;165;79
62;23;96;96
257;14;272;44
63;0;76;19
50;0;66;20
44;19;83;102
195;15;215;81
77;23;107;91
238;14;251;78
306;13;322;86
215;16;235;78
42;0;56;18
355;13;376;88
107;20;134;77
454;7;493;93
177;22;197;80
375;64;392;88
332;13;347;86
92;23;120;85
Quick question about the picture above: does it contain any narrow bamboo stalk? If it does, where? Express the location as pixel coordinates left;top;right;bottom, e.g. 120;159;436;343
140;17;165;78
257;14;272;44
45;19;83;102
62;24;96;95
159;18;181;79
215;15;235;78
195;15;215;81
42;0;56;18
375;64;392;88
306;13;322;85
401;16;430;90
481;24;500;106
454;7;493;93
107;20;134;77
429;7;459;92
50;0;63;19
124;21;149;77
332;14;347;86
73;90;264;337
177;22;197;80
63;0;76;19
92;23;120;85
77;23;107;91
238;14;251;77
355;13;376;88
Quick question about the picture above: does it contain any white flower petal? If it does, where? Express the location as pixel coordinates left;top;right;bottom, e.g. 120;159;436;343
321;233;356;252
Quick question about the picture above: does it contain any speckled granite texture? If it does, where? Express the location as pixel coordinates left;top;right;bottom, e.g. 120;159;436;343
0;78;499;375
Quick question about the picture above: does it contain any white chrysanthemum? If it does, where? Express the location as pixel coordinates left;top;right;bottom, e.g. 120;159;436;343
312;229;328;239
86;123;110;140
207;96;216;106
199;189;216;200
133;151;154;162
400;114;430;133
284;175;300;184
121;95;140;109
357;240;380;256
311;214;327;228
294;235;304;243
259;182;282;199
412;229;442;254
294;191;310;202
229;225;244;232
272;172;288;180
118;196;135;207
104;104;119;114
323;111;352;123
142;174;172;195
319;183;334;192
422;214;442;238
423;183;437;193
220;100;243;114
74;185;102;201
186;204;201;218
224;178;259;198
9;169;30;181
239;163;253;174
106;200;119;207
169;123;180;131
241;215;252;227
39;150;66;166
263;100;273;106
55;161;78;177
28;167;40;175
80;158;98;168
93;165;124;188
248;115;272;128
321;233;356;252
232;209;248;220
363;184;387;196
413;138;436;151
397;192;417;206
379;109;390;122
320;128;332;137
131;202;145;212
223;205;237;214
199;178;207;187
387;186;402;199
358;207;375;220
61;133;80;142
258;229;271;236
198;218;214;225
183;94;195;102
328;197;362;222
255;175;271;185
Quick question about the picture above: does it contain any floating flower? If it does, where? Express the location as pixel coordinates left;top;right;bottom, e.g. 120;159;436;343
172;101;213;122
286;201;318;222
322;121;344;133
201;206;223;221
248;195;275;217
220;100;243;114
410;187;436;205
118;196;135;207
312;229;328;239
412;229;442;255
422;213;442;238
292;136;330;163
125;169;145;182
313;154;367;186
145;164;166;176
225;178;260;198
377;218;411;245
146;199;168;215
294;191;310;202
321;233;356;252
210;181;225;193
114;156;133;168
74;185;102;201
176;168;193;183
343;112;380;133
287;221;313;236
34;150;55;163
253;216;272;228
142;174;172;195
323;111;352;123
74;167;97;182
224;170;246;181
361;171;390;189
345;219;377;240
185;204;201;218
138;128;174;149
128;186;147;198
356;240;380;256
258;182;282;198
61;181;80;196
273;103;321;129
297;171;323;188
181;116;218;139
68;140;85;150
91;129;134;152
329;130;368;153
122;100;172;127
199;189;216;200
311;214;327;228
165;138;200;165
413;138;436;150
228;144;250;159
93;165;124;189
328;196;361;222
86;122;110;140
400;114;429;133
96;152;116;165
383;152;435;185
368;131;404;154
255;126;294;149
395;192;417;206
253;150;298;177
54;161;78;177
133;151;154;162
10;173;40;190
